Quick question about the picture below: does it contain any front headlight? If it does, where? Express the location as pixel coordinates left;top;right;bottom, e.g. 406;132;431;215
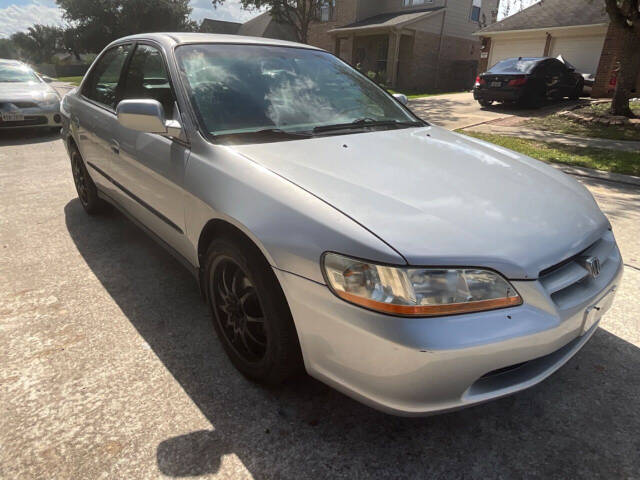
37;92;60;107
322;253;522;316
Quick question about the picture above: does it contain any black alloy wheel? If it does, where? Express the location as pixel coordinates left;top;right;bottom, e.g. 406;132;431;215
210;257;268;362
70;147;106;214
204;239;303;384
71;150;89;207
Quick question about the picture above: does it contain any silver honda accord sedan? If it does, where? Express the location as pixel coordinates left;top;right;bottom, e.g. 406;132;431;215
0;59;62;130
60;33;622;416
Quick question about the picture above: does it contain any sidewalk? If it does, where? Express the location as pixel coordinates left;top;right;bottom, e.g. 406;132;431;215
464;124;640;153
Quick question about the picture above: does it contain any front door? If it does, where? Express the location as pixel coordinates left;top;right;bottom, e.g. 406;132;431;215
111;43;190;257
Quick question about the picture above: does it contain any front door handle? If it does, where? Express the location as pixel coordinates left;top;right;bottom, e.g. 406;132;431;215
110;140;120;155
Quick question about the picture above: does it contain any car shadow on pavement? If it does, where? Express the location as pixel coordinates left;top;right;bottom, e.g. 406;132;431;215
64;199;640;479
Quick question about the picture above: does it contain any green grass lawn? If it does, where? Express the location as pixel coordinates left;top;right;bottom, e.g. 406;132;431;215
55;76;83;86
525;101;640;142
388;89;466;100
462;131;640;177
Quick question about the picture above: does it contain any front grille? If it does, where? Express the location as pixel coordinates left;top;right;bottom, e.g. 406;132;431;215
538;230;618;312
0;101;38;109
0;116;48;128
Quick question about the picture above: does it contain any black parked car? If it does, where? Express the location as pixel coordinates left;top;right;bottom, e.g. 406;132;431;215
473;57;584;108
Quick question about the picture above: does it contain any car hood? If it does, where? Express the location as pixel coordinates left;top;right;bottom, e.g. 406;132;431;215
0;81;54;103
232;126;609;279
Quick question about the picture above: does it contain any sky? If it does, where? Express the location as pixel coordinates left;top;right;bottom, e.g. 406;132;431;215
0;0;539;39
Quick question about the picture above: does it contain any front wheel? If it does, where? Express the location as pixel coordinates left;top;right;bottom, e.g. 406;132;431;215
204;238;303;385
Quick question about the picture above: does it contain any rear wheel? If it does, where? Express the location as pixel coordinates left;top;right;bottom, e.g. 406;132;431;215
478;99;493;107
205;238;303;384
70;147;107;214
570;79;584;100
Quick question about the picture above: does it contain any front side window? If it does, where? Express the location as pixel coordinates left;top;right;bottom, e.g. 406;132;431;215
120;44;176;118
176;44;419;142
0;64;39;83
83;44;132;109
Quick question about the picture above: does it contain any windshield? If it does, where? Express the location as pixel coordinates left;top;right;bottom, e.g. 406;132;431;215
0;64;40;83
175;44;419;140
488;58;540;74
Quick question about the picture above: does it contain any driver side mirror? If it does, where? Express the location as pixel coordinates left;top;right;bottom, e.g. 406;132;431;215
116;99;182;137
393;93;409;106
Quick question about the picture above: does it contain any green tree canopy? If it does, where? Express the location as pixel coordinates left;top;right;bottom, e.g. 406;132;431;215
56;0;197;53
9;25;64;64
212;0;326;43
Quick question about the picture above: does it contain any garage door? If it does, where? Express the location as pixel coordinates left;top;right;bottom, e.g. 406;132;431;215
550;35;606;74
488;37;546;69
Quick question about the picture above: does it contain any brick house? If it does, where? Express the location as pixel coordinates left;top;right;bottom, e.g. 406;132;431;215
475;0;640;98
203;1;500;91
306;0;501;90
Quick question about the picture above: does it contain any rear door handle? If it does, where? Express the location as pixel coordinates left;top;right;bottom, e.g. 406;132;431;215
110;140;120;155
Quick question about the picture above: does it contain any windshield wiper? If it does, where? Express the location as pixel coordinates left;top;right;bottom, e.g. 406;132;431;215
313;118;423;134
211;128;314;144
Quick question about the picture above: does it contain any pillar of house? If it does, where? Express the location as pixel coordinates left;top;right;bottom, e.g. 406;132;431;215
386;30;401;87
543;32;552;56
478;36;491;73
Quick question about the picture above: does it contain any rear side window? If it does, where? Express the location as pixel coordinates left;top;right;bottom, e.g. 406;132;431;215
488;58;539;74
120;44;175;118
83;44;132;109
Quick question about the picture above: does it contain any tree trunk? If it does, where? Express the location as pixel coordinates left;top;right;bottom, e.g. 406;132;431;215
610;26;640;117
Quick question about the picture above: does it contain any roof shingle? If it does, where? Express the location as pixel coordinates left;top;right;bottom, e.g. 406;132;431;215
479;0;608;34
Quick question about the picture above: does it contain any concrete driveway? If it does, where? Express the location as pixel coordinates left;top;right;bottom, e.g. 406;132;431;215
408;92;582;129
1;130;639;479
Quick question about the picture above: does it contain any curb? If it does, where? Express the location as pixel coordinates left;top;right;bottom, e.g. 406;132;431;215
552;164;640;187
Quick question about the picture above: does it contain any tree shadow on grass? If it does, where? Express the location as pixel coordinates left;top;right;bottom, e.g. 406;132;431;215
64;198;640;479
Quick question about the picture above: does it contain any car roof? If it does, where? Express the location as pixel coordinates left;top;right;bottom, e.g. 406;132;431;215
111;32;322;51
497;57;552;63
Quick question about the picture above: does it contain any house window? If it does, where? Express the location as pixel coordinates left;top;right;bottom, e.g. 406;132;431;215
319;0;336;22
403;0;430;7
470;0;482;22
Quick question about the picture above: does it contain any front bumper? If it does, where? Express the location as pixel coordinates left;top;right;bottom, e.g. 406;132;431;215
275;244;623;416
0;104;62;129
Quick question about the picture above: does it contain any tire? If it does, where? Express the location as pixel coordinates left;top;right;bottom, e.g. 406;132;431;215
204;238;303;385
478;99;493;107
570;79;584;100
70;146;107;215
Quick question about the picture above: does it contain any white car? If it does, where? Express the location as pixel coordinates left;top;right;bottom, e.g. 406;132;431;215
0;59;62;131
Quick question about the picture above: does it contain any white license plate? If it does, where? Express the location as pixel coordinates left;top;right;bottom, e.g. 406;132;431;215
1;112;25;122
491;81;502;87
582;289;616;334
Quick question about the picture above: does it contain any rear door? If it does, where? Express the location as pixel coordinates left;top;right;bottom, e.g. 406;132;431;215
74;44;133;193
111;42;190;256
